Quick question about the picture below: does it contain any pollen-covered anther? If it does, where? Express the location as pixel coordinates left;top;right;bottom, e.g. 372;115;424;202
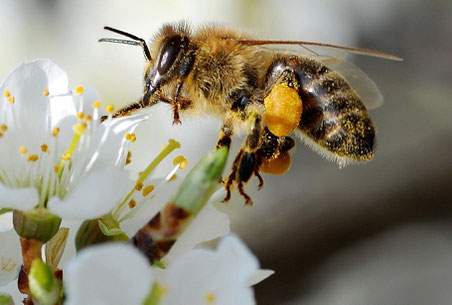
92;100;100;109
128;198;137;209
77;112;85;119
52;127;60;137
27;154;39;162
173;155;188;169
106;104;114;114
19;146;27;154
0;124;7;132
4;89;10;97
8;96;15;104
125;133;131;140
84;114;92;121
129;134;136;142
43;88;49;96
205;292;216;304
142;184;154;196
41;144;49;153
135;183;143;191
75;86;84;95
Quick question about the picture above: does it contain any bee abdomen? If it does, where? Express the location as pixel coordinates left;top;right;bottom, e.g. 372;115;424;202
295;60;375;161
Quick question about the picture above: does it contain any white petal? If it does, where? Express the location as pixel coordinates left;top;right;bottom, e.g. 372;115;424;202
0;184;38;211
65;243;153;305
48;167;134;219
0;229;22;287
159;234;259;305
0;213;13;232
165;202;230;262
247;269;275;286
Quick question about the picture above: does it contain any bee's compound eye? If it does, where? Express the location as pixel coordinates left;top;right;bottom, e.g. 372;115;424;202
157;36;183;75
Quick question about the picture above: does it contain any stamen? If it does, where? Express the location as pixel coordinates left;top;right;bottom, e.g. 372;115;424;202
27;154;39;162
130;134;136;142
4;89;10;97
128;198;137;208
112;139;181;219
205;293;216;304
142;184;154;196
52;127;60;137
43;88;49;96
106;104;114;114
75;86;84;95
173;155;188;169
125;133;131;140
125;151;132;165
41;144;49;153
85;114;92;121
135;182;143;191
77;112;85;119
92;101;100;109
55;123;85;174
1;124;7;132
19;146;27;154
8;96;15;104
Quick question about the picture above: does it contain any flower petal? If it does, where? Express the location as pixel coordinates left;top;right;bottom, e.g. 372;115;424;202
247;269;274;286
0;230;22;287
0;184;38;211
64;243;153;305
48;166;134;219
165;202;230;262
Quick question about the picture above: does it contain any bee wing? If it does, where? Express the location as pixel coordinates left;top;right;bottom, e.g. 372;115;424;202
238;39;402;110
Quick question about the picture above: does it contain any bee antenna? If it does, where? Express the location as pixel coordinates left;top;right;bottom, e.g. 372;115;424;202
100;26;152;61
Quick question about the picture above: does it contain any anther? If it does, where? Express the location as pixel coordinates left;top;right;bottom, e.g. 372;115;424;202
0;124;7;132
8;96;15;104
43;88;49;96
135;183;143;191
27;154;39;162
106;104;114;114
205;293;216;304
19;146;27;154
128;198;137;209
77;112;85;119
52;127;60;137
173;155;188;169
142;185;155;196
85;114;92;121
75;86;84;95
41;144;49;153
92;101;100;109
4;89;10;98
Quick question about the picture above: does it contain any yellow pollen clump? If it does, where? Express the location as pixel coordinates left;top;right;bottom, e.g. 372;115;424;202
4;89;10;98
264;83;303;137
135;183;143;191
52;127;60;137
155;284;168;297
0;124;7;132
92;100;100;109
85;114;92;121
205;293;216;304
128;198;137;209
43;88;49;96
8;96;15;104
142;184;155;196
19;146;27;154
62;152;71;161
106;104;114;114
72;123;86;135
77;112;85;119
41;144;49;153
75;86;84;95
260;152;292;175
27;154;39;162
173;155;188;169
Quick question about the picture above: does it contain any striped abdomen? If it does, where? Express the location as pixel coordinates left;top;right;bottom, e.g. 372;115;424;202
293;57;375;163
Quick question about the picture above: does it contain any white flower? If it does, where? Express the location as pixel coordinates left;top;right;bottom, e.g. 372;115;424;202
0;229;22;287
64;235;272;305
64;243;153;305
0;59;147;219
157;234;271;305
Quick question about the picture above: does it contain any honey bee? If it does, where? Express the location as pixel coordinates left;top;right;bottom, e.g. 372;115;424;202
100;22;401;205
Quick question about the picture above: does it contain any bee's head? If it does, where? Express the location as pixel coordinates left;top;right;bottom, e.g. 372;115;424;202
144;25;190;100
100;23;191;102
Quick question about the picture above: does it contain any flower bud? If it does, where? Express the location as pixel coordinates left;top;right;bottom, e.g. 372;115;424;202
13;209;61;243
29;259;60;305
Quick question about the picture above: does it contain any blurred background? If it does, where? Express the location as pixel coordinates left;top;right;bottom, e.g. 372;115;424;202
1;0;451;304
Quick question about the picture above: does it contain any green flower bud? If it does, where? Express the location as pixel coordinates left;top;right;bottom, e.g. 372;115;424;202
75;213;129;251
29;260;60;305
13;209;61;243
172;146;229;214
